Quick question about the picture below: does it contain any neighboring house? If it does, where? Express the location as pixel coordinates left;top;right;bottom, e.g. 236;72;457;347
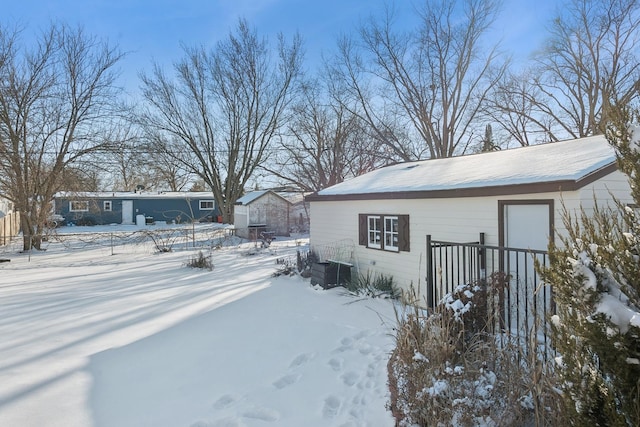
0;196;13;217
53;191;219;226
234;190;292;239
0;196;20;246
306;135;633;294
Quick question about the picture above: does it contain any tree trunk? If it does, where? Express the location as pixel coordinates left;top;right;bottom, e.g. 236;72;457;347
21;212;44;251
221;203;234;225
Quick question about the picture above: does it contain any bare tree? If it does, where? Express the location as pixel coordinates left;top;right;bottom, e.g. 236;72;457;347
140;135;194;191
490;0;640;142
265;77;385;192
483;71;560;145
95;123;194;192
0;24;124;250
59;164;102;191
94;123;150;191
539;0;640;137
331;0;507;159
328;35;421;162
139;19;302;222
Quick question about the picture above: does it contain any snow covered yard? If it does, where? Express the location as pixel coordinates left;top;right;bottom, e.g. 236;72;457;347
0;225;397;427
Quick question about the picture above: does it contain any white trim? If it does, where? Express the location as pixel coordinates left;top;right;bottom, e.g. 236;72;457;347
384;216;399;252
69;201;89;212
199;200;215;210
367;215;381;249
103;200;112;211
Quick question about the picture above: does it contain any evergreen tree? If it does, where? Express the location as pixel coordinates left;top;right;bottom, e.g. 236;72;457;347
482;124;499;152
541;106;640;426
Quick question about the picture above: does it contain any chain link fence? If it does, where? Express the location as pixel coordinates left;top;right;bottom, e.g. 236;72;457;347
0;224;239;257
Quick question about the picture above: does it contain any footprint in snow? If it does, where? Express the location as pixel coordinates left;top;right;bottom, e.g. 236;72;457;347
193;419;245;427
341;371;359;387
328;357;343;372
358;343;373;355
289;352;316;368
349;406;363;419
356;379;374;390
334;337;354;353
353;329;375;340
272;373;301;389
341;337;354;346
352;394;367;406
213;394;239;410
366;362;378;378
210;417;246;427
242;406;280;422
322;395;341;419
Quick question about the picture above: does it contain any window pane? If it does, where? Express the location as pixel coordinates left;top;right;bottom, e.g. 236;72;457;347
384;216;399;251
367;216;381;248
200;200;214;210
70;201;89;212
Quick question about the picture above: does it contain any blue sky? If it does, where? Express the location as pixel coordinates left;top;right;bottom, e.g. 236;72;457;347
4;0;559;94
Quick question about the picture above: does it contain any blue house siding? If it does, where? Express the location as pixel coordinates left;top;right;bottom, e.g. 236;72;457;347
56;198;121;225
134;199;215;223
54;192;219;226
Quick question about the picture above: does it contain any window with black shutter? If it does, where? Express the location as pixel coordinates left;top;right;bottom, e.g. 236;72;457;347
358;213;410;252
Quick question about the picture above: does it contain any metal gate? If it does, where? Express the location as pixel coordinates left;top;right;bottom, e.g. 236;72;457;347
426;233;553;358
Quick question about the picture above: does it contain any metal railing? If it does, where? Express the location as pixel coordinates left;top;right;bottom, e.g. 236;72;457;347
426;233;553;359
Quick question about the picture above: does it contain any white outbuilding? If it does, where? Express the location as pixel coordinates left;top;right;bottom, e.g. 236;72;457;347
234;190;292;239
306;135;633;295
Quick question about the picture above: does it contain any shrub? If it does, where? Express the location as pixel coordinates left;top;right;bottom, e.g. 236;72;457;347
140;229;182;253
387;284;564;426
273;258;296;277
538;109;640;426
187;251;213;270
75;217;96;226
272;251;319;278
346;271;399;299
296;250;318;278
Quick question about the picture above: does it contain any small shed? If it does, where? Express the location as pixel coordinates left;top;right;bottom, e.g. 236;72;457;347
53;191;219;226
306;135;633;294
234;190;292;239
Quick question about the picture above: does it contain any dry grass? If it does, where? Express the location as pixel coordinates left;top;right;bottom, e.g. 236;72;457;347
186;250;213;270
387;284;567;426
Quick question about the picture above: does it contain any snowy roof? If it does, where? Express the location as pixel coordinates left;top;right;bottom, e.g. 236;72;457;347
235;190;292;205
235;190;269;205
311;135;617;200
279;191;309;205
54;191;215;199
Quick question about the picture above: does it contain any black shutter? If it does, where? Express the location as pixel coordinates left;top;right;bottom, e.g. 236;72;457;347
398;214;410;252
358;214;367;246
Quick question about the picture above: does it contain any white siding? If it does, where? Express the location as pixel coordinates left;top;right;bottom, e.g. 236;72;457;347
578;170;633;211
310;180;634;295
311;198;504;295
235;193;291;238
235;205;249;230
